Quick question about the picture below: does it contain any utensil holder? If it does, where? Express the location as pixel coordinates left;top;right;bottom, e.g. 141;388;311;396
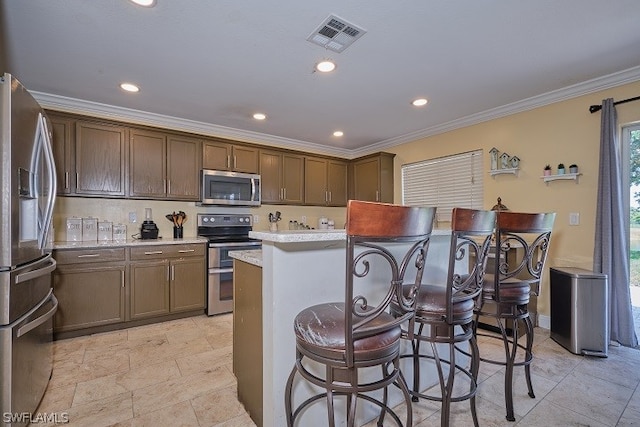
173;226;183;239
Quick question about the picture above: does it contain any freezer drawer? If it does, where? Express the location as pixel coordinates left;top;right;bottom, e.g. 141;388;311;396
0;290;58;426
550;267;609;357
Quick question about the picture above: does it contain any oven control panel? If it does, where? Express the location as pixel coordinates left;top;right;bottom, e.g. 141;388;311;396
197;213;253;227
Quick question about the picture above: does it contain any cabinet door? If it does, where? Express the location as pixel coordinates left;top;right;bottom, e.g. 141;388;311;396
129;129;166;198
203;141;231;170
53;265;126;332
259;150;283;203
232;146;259;174
282;154;304;204
49;115;74;194
327;160;348;206
170;257;206;312
304;157;328;205
130;261;170;320
353;157;380;202
167;135;201;200
75;121;127;196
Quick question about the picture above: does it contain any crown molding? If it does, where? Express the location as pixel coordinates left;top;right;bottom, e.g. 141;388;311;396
351;65;640;158
32;92;354;158
33;65;640;160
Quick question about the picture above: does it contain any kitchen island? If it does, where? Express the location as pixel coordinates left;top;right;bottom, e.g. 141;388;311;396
231;229;460;427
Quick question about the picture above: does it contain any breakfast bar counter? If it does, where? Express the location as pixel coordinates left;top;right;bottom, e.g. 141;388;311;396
230;229;458;427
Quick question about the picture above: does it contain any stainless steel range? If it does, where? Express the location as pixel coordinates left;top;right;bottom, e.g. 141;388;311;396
197;213;261;315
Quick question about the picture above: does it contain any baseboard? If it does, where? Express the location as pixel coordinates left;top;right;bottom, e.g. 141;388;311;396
538;314;550;330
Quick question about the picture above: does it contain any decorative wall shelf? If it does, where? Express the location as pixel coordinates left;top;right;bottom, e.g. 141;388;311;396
540;172;581;184
489;167;519;177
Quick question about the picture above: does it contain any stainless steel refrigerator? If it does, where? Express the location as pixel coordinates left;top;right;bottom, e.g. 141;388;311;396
0;73;58;426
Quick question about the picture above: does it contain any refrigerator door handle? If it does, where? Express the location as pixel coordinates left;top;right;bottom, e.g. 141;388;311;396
16;292;58;338
37;113;57;249
15;257;57;284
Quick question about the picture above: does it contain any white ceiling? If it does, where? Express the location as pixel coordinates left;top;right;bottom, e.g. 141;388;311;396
2;1;640;157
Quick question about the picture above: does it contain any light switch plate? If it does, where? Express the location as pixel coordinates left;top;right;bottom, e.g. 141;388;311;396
129;211;137;223
569;212;580;226
253;215;259;223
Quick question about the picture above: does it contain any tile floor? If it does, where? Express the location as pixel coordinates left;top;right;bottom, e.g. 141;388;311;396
37;312;640;427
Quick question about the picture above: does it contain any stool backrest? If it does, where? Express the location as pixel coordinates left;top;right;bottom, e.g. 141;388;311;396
446;208;497;321
345;200;436;366
493;211;556;300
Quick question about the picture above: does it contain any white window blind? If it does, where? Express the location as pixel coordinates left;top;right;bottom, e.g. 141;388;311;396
401;150;484;222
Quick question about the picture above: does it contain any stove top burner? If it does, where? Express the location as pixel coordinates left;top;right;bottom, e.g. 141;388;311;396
197;213;255;244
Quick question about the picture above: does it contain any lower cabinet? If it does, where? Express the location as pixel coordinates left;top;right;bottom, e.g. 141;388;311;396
53;248;126;332
130;244;206;320
53;243;205;335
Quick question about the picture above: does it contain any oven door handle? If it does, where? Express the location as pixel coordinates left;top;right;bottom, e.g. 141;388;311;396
208;241;261;248
209;267;233;274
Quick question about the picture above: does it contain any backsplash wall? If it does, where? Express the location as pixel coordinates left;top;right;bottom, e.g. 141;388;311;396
53;197;346;242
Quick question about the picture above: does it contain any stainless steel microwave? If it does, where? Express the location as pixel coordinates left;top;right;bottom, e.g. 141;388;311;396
200;169;261;206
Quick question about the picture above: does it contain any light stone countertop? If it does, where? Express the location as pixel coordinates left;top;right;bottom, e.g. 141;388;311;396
53;237;207;250
249;228;451;244
229;249;262;267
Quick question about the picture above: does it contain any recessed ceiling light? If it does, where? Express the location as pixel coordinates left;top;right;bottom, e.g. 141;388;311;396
412;98;428;107
120;83;140;93
316;60;336;73
129;0;156;7
333;131;344;137
253;113;266;120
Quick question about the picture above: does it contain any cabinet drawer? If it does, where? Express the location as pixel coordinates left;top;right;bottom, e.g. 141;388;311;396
54;248;126;265
130;243;205;260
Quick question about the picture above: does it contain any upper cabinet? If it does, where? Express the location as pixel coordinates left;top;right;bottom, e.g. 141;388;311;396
350;152;395;203
129;129;201;200
203;140;259;174
49;114;74;194
75;120;128;197
260;150;304;204
304;157;348;206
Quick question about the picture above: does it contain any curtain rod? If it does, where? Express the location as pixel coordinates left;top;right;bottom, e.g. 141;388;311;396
589;95;640;113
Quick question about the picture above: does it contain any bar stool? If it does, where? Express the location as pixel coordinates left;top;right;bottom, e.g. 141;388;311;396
475;211;555;421
392;208;496;427
284;201;436;427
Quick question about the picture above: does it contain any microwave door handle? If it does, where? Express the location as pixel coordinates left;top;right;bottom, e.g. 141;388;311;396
251;178;256;201
37;114;57;249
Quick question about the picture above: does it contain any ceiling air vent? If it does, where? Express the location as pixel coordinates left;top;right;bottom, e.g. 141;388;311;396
306;14;367;53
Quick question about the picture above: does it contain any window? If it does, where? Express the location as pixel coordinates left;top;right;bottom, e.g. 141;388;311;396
401;150;484;222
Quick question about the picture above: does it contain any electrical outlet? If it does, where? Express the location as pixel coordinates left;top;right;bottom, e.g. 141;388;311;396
129;211;137;223
301;215;307;224
253;214;259;223
569;212;580;226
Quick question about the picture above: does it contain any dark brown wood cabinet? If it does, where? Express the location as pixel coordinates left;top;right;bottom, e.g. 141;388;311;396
203;140;259;173
130;129;201;200
52;248;126;333
75;120;128;196
350;152;395;203
129;244;206;320
129;128;167;198
304;157;348;206
49;114;74;194
259;150;304;204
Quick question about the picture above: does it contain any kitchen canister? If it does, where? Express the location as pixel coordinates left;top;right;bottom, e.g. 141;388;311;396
318;217;329;230
98;221;113;241
82;217;98;241
65;217;83;241
113;224;127;242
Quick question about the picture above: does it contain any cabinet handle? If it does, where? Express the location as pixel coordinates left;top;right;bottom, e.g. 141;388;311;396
77;254;100;258
227;155;231;169
325;191;328;203
164;179;167;193
76;172;79;188
171;265;175;281
144;251;163;255
329;191;332;202
65;172;69;189
283;188;287;200
167;180;171;194
121;270;125;288
233;155;237;169
178;249;195;253
376;190;380;202
166;266;170;281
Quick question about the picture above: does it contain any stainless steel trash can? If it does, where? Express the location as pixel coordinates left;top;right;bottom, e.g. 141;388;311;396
550;267;609;357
